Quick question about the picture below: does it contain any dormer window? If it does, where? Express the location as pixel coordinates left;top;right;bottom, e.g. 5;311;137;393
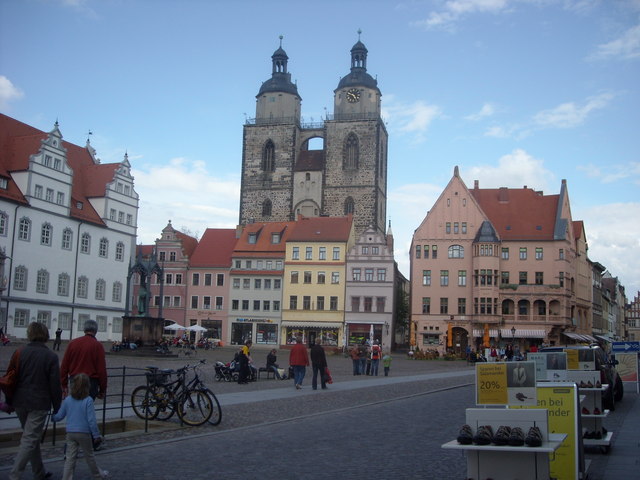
76;201;83;210
248;233;257;244
0;178;7;189
271;233;280;244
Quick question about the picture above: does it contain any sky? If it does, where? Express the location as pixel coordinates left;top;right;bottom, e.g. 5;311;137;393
1;0;639;298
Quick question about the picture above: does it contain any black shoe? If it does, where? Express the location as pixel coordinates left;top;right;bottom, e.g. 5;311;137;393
508;427;525;446
472;425;494;445
493;425;511;445
457;424;473;445
525;426;542;447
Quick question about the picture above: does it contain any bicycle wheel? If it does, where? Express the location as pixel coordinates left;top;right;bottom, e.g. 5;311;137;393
131;386;159;420
177;389;213;426
204;389;222;426
155;389;176;421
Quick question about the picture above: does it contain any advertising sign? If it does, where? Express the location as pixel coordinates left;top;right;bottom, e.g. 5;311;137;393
615;352;639;382
476;362;537;406
518;383;582;480
529;352;568;381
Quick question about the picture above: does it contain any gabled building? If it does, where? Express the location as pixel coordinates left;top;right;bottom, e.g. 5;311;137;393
282;215;355;347
187;228;237;340
0;114;138;341
345;225;395;349
626;292;640;341
411;167;583;354
229;221;294;345
133;221;197;329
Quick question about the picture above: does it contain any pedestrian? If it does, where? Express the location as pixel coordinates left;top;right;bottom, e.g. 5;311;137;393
350;345;360;375
53;373;109;479
60;319;107;451
382;351;392;376
310;342;328;390
237;340;253;384
289;336;309;390
53;327;63;351
370;340;382;376
357;339;368;375
9;321;62;480
60;319;107;401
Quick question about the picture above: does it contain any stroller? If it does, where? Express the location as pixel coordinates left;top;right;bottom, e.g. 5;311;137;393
229;359;257;382
214;361;234;382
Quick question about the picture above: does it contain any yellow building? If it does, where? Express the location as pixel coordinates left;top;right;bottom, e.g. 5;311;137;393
282;215;355;347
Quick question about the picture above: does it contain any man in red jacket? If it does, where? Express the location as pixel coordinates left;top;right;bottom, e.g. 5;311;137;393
60;319;107;401
289;336;309;390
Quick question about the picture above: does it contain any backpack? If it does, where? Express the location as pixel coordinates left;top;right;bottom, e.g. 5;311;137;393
371;345;381;359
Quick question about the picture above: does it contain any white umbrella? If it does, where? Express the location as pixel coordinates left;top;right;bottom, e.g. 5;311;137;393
164;323;184;331
186;325;207;332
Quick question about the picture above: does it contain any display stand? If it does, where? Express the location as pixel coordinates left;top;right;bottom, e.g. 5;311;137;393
442;408;565;480
566;371;612;453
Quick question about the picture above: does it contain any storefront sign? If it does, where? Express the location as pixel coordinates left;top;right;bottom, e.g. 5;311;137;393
564;349;580;370
615;352;638;382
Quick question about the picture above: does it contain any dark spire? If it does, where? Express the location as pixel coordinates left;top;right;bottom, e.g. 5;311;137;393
257;35;300;97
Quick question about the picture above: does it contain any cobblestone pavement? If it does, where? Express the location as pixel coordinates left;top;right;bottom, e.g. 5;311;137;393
2;343;638;479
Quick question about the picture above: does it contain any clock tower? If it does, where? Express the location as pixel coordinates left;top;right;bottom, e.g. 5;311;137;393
239;34;388;237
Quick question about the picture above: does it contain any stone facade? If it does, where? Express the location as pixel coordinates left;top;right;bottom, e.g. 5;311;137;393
240;39;387;238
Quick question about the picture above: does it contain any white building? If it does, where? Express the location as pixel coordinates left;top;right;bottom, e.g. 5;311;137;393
0;114;138;341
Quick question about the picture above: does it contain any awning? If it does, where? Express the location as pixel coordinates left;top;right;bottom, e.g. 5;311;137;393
281;321;342;329
472;329;499;338
345;321;386;325
501;329;546;339
595;335;612;343
563;332;598;343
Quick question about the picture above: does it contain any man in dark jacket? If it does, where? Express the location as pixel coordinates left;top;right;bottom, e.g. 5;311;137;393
9;321;62;480
310;342;328;390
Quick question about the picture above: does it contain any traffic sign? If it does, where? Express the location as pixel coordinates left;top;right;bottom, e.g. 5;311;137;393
612;341;640;352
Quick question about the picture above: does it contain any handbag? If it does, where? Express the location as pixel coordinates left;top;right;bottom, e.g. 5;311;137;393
324;366;333;384
0;348;21;402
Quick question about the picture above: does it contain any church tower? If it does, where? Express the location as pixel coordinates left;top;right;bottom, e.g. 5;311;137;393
239;34;388;237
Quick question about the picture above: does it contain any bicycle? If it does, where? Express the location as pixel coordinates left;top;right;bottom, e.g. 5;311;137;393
131;363;214;426
186;359;222;426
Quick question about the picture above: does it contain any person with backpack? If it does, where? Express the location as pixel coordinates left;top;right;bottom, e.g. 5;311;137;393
370;340;382;376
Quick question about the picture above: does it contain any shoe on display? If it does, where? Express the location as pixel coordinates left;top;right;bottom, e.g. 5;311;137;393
581;407;590;415
595;380;602;388
584;431;594;439
457;424;473;445
472;425;494;445
593;407;601;415
594;430;603;439
508;426;525;446
525;426;543;447
493;425;511;445
586;381;594;388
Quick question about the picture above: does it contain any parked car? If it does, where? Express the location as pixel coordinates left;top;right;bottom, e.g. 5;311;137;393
540;344;623;410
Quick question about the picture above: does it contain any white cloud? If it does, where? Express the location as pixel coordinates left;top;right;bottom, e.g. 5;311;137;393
132;157;240;244
576;202;640;296
465;103;497;121
412;0;512;31
0;76;24;109
533;93;613;128
383;99;442;143
464;148;556;191
589;23;640;61
577;161;640;184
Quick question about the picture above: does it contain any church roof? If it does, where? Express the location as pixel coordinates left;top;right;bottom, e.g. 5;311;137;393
294;150;325;171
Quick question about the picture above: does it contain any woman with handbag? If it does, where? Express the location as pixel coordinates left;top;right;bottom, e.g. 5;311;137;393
8;322;62;480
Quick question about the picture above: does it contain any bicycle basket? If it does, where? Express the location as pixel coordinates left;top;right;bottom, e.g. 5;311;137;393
146;370;170;386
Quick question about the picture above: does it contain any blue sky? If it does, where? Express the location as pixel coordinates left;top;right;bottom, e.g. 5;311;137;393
1;0;639;297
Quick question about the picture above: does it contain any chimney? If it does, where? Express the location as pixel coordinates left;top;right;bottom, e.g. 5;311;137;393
474;180;479;189
498;187;509;202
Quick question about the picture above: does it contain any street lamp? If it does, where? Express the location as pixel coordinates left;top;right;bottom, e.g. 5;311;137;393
511;326;516;344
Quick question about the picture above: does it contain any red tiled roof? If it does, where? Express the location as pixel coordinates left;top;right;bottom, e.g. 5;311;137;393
471;187;559;240
136;244;155;257
0;113;118;226
175;231;199;258
295;150;325;171
190;228;238;267
288;215;353;242
234;221;296;254
573;221;584;241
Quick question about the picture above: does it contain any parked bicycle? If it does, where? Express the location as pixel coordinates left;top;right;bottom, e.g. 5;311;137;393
131;361;220;426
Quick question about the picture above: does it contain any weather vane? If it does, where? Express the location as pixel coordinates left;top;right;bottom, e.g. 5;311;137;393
279;35;283;47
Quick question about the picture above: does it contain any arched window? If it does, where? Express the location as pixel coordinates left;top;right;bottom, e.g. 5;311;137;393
448;245;464;259
344;197;355;215
58;273;70;296
81;233;91;254
262;140;275;172
18;217;31;241
344;134;359;170
115;242;125;261
95;278;106;300
14;266;28;290
77;276;88;298
99;238;109;258
262;199;272;217
36;269;49;293
41;223;52;246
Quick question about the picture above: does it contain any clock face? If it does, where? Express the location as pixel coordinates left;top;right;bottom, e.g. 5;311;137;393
346;88;361;103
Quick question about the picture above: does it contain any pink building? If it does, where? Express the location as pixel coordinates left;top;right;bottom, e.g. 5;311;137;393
411;167;589;355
